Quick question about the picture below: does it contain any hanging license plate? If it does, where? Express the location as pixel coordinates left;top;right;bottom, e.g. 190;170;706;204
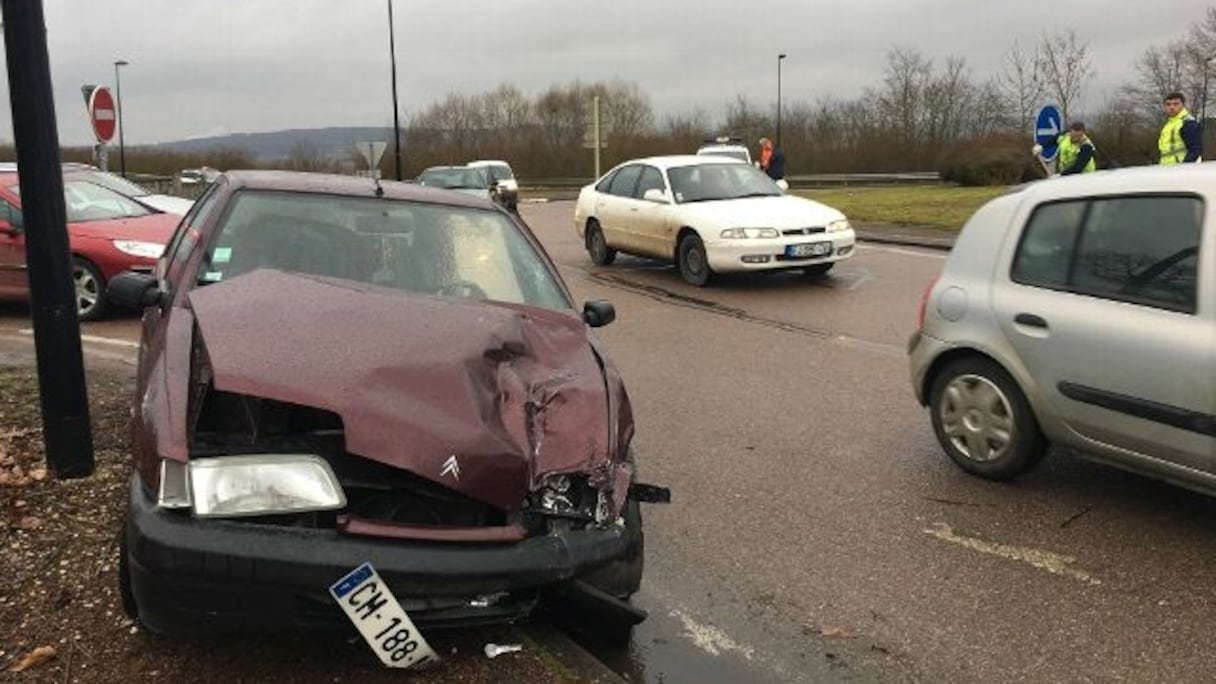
330;562;438;669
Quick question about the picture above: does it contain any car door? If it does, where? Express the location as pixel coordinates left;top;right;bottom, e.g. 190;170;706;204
630;165;674;259
596;165;643;253
0;198;27;298
991;193;1214;475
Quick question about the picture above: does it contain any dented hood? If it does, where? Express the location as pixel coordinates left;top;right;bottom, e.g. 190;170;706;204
188;269;623;511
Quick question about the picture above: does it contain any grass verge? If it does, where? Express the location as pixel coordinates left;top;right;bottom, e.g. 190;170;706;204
797;185;1009;231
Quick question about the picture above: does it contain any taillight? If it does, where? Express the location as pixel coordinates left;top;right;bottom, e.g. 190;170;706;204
917;276;939;330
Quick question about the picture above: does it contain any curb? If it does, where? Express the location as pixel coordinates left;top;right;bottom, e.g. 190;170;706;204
523;623;627;684
855;232;954;252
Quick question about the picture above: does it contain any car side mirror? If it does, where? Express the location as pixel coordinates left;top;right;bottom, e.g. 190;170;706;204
582;299;616;328
107;271;166;309
642;188;668;203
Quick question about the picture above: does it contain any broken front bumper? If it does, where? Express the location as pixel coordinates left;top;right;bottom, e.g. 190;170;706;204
123;472;637;636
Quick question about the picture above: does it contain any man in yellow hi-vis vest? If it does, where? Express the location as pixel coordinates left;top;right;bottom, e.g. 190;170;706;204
1057;121;1097;175
1159;92;1202;164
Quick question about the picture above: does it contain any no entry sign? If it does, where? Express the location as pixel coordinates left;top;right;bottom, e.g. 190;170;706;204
88;87;116;143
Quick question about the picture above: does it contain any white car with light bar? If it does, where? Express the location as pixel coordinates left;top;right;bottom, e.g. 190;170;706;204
695;136;752;164
574;155;856;285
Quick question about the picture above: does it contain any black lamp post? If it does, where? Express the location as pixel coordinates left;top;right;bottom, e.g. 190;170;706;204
1202;55;1215;159
113;59;128;176
777;53;787;148
386;0;402;181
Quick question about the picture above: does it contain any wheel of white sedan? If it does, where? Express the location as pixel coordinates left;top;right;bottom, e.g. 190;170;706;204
677;233;712;286
586;219;617;266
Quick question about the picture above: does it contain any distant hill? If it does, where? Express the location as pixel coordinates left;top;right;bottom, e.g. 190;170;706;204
155;127;394;161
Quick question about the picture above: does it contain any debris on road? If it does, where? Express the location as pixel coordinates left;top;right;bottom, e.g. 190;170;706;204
820;625;858;639
7;644;56;672
485;643;523;659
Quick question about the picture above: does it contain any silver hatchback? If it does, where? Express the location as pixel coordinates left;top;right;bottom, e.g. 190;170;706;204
909;166;1215;494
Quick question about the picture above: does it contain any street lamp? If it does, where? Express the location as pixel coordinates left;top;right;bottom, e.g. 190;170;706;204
113;60;128;177
386;0;402;181
776;53;787;149
1202;55;1216;159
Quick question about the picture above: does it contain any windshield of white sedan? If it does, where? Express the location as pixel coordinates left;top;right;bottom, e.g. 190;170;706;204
199;190;568;309
668;163;780;203
10;179;154;222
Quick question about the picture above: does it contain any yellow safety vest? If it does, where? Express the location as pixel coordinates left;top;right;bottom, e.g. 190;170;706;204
1159;109;1198;165
1057;134;1096;173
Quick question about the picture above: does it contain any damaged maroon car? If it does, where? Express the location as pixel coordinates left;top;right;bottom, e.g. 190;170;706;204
110;171;667;638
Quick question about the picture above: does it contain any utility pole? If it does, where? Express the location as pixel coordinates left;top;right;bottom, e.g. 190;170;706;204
114;60;128;177
593;95;601;179
777;53;787;148
1;0;95;478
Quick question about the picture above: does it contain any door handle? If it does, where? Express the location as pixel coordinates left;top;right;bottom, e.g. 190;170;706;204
1014;313;1048;329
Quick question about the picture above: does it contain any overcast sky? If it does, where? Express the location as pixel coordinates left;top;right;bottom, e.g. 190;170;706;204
1;0;1212;146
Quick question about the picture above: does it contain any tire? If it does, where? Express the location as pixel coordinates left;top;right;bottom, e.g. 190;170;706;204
580;498;643;600
586;220;617;266
928;357;1046;481
677;233;712;286
72;256;107;321
118;526;139;620
803;262;835;278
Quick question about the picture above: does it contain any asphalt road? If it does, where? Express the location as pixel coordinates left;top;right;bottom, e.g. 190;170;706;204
4;201;1215;682
524;201;1216;684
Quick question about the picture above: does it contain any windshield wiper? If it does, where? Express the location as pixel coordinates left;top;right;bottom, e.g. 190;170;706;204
732;192;778;199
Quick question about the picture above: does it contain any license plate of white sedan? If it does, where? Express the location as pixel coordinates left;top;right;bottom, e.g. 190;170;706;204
787;242;833;258
330;562;438;669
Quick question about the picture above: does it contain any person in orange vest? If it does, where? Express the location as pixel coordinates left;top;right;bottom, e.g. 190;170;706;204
757;137;786;180
758;137;773;172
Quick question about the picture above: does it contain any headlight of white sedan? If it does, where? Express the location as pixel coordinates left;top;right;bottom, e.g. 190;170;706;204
158;454;347;518
826;219;852;233
112;240;166;258
720;228;780;239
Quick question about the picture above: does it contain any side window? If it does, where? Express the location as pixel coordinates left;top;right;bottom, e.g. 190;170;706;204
634;166;665;199
1072;196;1201;313
595;170;618;193
1011;201;1084;288
162;183;223;283
607;165;643;197
1012;195;1202;313
0;199;23;229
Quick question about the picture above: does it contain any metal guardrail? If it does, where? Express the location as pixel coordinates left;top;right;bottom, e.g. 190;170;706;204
517;172;941;189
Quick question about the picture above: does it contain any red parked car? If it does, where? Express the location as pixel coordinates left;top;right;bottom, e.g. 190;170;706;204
0;170;180;320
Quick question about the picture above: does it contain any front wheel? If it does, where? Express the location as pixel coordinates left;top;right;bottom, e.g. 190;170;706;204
586;220;617;266
928;357;1045;481
677;233;712;286
73;257;107;321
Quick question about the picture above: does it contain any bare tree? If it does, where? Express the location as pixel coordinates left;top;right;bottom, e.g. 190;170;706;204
1035;29;1094;122
876;47;933;153
996;41;1043;133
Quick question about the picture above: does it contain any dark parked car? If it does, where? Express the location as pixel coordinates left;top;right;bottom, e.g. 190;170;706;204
113;170;665;642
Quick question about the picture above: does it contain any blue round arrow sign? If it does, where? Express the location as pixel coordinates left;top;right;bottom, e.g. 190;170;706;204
1035;105;1062;158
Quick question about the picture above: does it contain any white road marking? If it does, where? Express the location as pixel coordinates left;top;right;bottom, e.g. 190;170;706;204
18;328;139;349
857;244;948;260
924;522;1101;586
671;609;756;659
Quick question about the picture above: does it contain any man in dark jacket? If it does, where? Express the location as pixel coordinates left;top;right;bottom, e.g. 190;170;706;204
1159;92;1202;164
758;137;786;180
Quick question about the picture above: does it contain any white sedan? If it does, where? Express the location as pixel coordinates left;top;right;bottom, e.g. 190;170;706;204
573;155;855;285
